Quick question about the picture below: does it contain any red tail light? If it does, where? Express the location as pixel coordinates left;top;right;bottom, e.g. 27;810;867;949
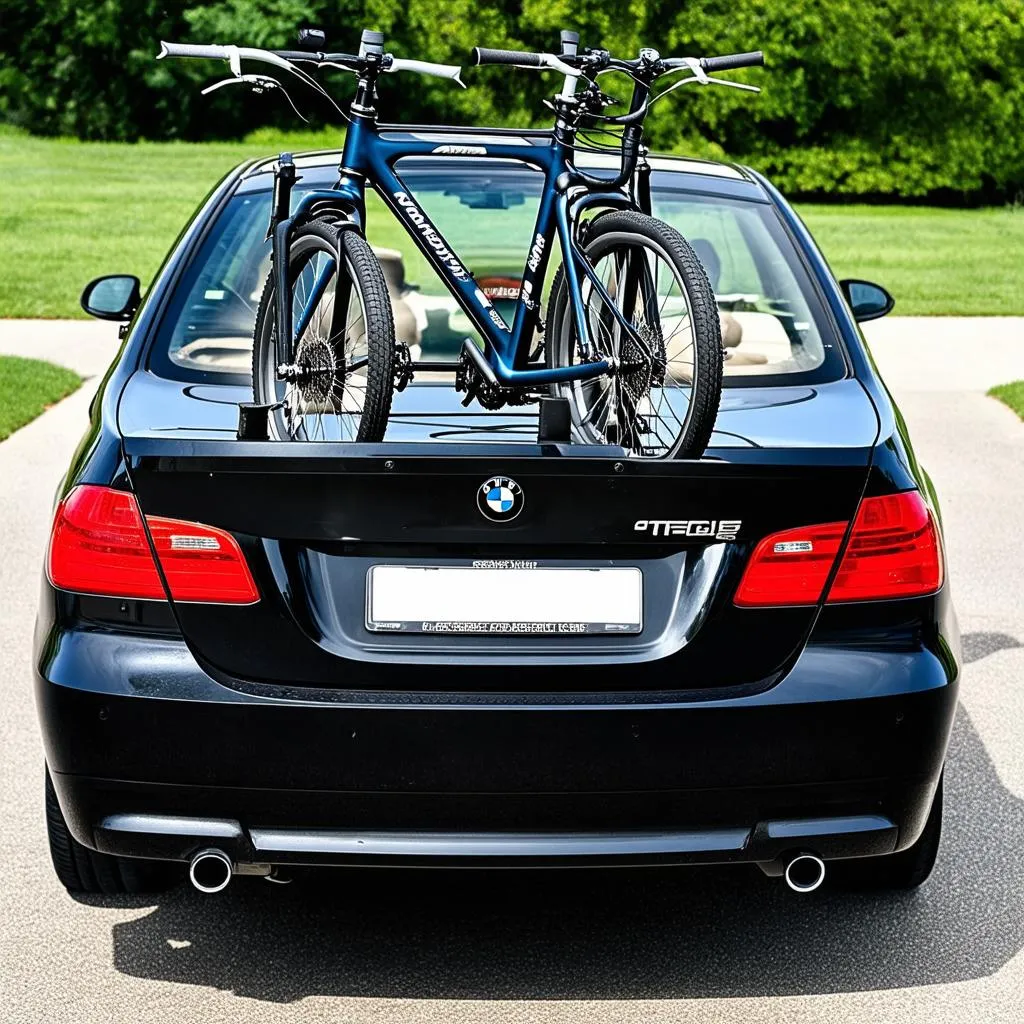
827;491;943;602
47;485;258;604
735;491;943;607
734;520;847;607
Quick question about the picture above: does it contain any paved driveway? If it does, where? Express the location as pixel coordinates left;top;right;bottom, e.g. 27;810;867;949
0;317;1021;1023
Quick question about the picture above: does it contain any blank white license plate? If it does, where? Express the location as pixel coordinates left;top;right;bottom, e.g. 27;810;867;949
366;565;643;635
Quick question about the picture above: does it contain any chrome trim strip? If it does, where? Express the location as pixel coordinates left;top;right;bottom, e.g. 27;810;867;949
765;815;895;839
249;828;751;857
99;814;243;839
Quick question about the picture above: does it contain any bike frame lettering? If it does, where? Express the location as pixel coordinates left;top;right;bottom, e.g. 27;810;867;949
328;116;647;387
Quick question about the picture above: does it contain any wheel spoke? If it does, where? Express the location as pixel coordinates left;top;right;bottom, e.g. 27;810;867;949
258;233;388;443
579;377;614;429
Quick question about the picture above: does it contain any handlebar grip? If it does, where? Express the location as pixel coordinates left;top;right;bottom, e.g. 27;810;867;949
471;47;545;68
157;41;230;61
699;50;764;72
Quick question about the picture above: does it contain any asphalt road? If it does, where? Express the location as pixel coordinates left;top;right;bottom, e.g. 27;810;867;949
1;317;1022;1023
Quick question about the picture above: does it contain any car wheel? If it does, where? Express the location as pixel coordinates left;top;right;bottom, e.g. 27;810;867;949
836;774;943;891
45;767;179;895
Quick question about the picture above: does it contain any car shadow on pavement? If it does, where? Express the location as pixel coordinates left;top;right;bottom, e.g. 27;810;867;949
961;630;1021;664
91;690;1021;1002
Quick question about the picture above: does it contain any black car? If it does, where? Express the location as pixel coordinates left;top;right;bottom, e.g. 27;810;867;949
36;145;958;898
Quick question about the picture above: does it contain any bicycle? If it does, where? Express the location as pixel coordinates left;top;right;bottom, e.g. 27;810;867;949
158;29;763;457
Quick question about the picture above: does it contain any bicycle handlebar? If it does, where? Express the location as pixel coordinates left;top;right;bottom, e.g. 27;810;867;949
472;43;763;192
472;45;764;79
159;42;360;67
158;41;463;82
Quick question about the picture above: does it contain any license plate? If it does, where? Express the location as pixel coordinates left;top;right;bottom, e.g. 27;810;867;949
366;565;643;635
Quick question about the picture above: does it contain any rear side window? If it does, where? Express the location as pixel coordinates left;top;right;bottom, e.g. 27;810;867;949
150;193;272;380
651;189;838;380
149;163;844;386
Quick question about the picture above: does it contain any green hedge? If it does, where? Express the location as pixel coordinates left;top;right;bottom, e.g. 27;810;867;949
2;0;1023;200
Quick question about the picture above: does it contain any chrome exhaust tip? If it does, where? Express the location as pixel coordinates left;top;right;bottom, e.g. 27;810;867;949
188;848;233;894
783;852;826;893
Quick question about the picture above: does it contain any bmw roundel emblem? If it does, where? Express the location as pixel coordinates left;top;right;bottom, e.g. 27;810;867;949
477;476;524;523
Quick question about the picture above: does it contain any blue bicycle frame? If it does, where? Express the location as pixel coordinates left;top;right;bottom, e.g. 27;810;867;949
282;114;650;390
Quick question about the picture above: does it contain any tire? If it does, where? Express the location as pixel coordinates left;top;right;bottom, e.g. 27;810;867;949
836;775;943;891
546;210;722;458
45;767;178;895
253;220;395;442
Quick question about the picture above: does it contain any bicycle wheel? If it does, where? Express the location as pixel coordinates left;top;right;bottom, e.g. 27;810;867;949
546;210;722;458
253;220;394;441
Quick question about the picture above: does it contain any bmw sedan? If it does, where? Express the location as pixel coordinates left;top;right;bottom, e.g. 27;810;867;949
36;143;958;898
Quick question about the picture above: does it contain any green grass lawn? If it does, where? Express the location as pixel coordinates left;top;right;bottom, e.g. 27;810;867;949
988;381;1024;419
0;356;82;440
798;205;1024;317
2;124;1023;318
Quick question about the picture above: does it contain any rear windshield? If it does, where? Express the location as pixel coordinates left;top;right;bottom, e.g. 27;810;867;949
149;161;844;386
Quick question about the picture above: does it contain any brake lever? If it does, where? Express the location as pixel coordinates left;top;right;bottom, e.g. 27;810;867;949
201;75;310;121
202;74;274;95
676;57;709;85
647;73;760;109
707;77;761;94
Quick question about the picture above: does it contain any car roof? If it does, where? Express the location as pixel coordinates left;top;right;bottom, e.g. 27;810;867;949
236;137;769;203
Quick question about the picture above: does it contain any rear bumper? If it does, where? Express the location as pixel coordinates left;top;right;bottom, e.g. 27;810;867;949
36;624;958;871
86;809;899;873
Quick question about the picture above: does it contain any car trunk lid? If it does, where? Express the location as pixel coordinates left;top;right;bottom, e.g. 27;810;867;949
122;387;877;694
